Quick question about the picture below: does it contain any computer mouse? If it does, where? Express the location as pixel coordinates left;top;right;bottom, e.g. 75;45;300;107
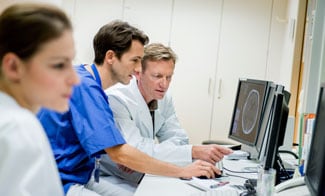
245;178;257;187
197;172;223;179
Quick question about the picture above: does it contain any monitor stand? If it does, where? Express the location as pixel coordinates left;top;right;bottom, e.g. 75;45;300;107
241;144;259;160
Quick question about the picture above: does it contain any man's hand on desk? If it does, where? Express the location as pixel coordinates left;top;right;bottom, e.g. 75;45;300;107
180;160;221;180
192;145;233;164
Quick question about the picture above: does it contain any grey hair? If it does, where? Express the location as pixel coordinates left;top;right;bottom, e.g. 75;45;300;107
141;43;177;71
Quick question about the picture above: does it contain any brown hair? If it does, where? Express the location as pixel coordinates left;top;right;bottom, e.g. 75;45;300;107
93;20;149;64
0;3;72;62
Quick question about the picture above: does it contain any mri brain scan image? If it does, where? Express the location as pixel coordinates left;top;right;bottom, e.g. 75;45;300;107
242;89;260;134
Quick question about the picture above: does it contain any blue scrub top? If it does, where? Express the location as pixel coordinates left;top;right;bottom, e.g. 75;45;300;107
38;64;126;193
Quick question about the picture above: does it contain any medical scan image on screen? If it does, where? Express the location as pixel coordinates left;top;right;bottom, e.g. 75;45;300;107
242;89;260;134
230;82;266;145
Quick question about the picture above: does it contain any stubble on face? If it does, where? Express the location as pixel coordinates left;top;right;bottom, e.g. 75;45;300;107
138;60;174;103
110;40;144;85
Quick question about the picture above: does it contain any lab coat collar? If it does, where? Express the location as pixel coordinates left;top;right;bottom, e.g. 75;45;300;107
130;78;156;136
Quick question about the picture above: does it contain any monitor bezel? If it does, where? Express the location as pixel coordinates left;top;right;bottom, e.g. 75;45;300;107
255;83;277;161
261;88;290;185
305;83;325;196
228;78;272;147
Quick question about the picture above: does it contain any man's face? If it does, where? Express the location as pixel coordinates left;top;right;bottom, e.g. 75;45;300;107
136;59;175;103
110;40;144;85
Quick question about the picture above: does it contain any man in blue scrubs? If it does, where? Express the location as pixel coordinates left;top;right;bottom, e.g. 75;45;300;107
38;20;220;196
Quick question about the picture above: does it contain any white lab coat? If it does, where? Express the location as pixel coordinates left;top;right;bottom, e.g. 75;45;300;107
0;92;63;196
100;77;193;184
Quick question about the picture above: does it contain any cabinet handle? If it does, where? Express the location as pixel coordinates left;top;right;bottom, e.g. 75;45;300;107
217;79;222;99
208;78;212;95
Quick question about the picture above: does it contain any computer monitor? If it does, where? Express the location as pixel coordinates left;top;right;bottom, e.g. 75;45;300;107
255;83;277;161
305;83;325;196
261;87;290;185
228;78;273;159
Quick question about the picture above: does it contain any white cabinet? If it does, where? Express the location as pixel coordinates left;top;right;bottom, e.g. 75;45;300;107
169;0;223;145
62;0;297;145
122;0;173;44
209;0;299;143
170;0;292;145
210;0;274;142
62;0;124;63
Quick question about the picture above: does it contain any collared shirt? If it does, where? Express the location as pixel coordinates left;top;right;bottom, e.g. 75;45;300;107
37;64;126;193
0;92;63;196
100;77;192;184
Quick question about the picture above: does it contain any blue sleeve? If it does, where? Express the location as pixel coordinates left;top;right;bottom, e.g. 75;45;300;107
70;81;126;157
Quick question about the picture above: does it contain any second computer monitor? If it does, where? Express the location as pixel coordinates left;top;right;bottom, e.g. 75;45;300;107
262;89;290;184
228;78;273;159
305;83;325;196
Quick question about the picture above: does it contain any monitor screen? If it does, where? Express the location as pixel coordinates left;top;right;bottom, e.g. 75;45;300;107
229;78;272;151
305;83;325;196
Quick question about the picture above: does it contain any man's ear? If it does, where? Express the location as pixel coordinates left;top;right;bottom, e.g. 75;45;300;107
1;53;23;82
105;50;115;65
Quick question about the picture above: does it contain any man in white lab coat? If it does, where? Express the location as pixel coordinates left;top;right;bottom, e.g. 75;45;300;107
99;43;232;194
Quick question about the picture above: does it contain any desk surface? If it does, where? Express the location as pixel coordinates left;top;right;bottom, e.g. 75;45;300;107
134;158;307;196
134;159;258;196
134;175;202;196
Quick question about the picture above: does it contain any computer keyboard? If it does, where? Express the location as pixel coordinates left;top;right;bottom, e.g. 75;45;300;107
190;188;240;196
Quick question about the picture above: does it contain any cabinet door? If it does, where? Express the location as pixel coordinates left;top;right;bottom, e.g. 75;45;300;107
210;0;273;142
122;0;173;44
62;0;124;64
170;0;223;144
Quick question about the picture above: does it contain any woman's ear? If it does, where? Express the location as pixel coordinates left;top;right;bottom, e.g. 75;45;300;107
1;53;23;82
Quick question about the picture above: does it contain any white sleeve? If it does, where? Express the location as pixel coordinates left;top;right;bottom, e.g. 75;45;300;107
109;93;193;166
